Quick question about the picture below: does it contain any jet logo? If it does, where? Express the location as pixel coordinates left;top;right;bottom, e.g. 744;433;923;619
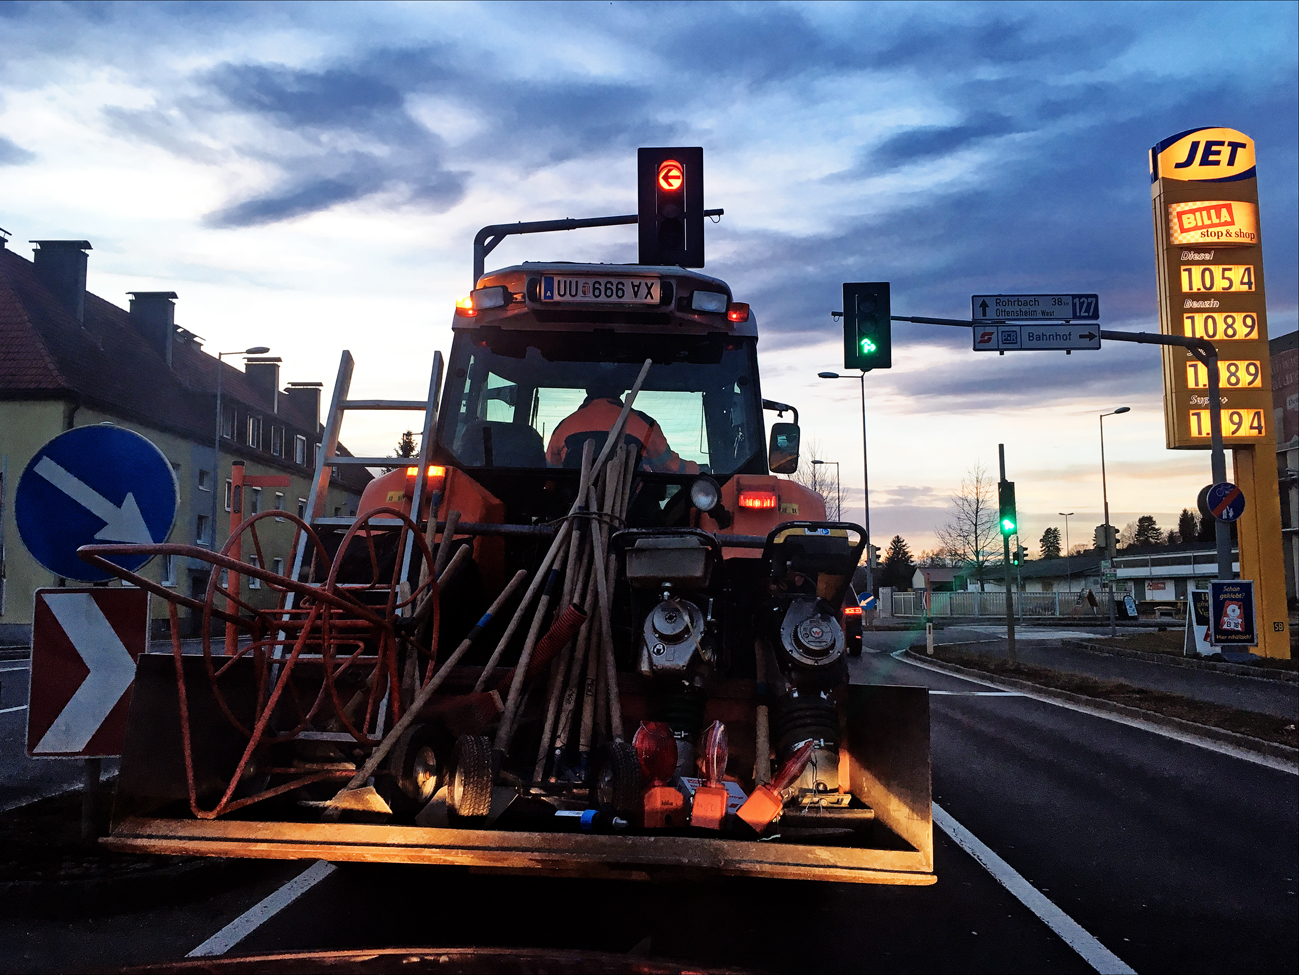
1151;127;1255;183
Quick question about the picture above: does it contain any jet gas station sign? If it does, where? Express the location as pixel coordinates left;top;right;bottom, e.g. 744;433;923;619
1150;127;1272;448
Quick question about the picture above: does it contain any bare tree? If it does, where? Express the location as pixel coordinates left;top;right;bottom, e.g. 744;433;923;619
935;463;999;591
789;436;841;520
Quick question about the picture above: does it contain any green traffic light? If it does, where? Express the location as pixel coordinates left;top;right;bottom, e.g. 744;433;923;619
860;336;877;355
1001;518;1016;532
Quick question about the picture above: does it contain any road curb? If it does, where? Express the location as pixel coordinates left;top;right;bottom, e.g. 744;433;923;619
1064;640;1298;683
902;649;1299;767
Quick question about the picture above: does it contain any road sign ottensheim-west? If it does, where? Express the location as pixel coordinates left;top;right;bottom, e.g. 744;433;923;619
843;282;891;370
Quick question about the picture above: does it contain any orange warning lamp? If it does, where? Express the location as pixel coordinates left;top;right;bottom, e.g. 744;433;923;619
634;721;684;829
737;739;815;832
690;720;729;830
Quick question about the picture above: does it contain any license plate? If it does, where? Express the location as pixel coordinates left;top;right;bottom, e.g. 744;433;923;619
541;275;660;304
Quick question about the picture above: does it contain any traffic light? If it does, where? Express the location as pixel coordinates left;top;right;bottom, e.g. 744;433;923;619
1012;546;1025;566
998;480;1017;537
843;282;891;370
638;147;704;267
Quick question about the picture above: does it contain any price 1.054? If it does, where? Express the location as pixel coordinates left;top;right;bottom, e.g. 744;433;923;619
1180;264;1255;293
1188;408;1265;438
1186;360;1261;389
1182;312;1258;340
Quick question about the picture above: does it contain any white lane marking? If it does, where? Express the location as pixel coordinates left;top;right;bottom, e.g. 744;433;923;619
0;664;32;673
36;592;138;753
928;690;1023;696
187;860;337;957
934;802;1137;975
1;704;29;715
897;651;1298;776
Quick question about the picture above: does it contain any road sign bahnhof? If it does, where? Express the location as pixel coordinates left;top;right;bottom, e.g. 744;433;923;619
1150;127;1272;448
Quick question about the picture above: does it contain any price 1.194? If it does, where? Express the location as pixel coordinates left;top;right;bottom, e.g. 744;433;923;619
1186;360;1261;389
1188;408;1265;438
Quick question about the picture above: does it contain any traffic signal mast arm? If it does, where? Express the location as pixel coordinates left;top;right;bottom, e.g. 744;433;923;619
891;314;1233;582
473;209;724;284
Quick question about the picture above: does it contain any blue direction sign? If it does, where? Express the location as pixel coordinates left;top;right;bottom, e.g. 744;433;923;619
1206;481;1245;522
15;426;178;581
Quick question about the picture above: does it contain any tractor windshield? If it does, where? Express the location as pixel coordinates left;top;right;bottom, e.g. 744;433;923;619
441;330;763;476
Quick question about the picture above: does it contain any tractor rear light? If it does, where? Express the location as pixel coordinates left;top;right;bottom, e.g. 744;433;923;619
727;302;750;322
843;605;862;617
737;490;778;510
633;721;678;785
406;465;446;480
455;296;477;317
690;290;728;314
471;286;509;309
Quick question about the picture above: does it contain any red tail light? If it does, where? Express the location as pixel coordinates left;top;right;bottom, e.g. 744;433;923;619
701;720;728;786
455;296;477;317
727;302;750;322
633;721;678;785
737;490;778;510
843;605;862;617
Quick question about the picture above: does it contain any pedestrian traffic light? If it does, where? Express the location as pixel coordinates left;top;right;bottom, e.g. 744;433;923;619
638;147;704;267
998;480;1017;537
843;282;891;370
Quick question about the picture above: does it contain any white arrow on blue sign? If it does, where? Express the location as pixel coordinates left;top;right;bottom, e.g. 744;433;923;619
15;426;178;581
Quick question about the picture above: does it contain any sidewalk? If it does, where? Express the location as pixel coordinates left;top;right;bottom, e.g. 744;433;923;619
936;637;1298;721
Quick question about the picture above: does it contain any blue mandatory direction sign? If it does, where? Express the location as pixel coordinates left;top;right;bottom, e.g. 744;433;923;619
15;426;178;582
1206;481;1246;522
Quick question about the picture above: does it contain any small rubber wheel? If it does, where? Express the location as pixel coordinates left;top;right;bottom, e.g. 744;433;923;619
388;723;440;806
595;740;642;817
448;735;493;818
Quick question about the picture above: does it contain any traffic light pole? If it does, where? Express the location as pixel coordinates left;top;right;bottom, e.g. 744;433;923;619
999;444;1016;661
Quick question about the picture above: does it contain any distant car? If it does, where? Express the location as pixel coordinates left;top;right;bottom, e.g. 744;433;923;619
842;595;863;657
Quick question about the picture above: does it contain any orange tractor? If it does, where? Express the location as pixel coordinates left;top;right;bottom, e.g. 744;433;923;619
87;150;933;885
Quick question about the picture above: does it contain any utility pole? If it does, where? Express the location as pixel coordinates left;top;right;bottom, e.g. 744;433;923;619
999;444;1016;661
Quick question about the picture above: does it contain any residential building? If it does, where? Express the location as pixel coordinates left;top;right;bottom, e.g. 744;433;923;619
0;235;370;642
1272;331;1297;602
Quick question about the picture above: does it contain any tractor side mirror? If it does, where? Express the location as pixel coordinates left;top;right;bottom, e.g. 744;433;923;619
768;422;800;474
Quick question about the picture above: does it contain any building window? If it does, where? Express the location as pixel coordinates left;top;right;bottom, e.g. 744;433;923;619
248;555;261;589
197;468;211;492
297;497;307;519
222;407;235;439
247;415;262;449
273;557;285;577
161;554;176;586
274;492;285;521
197;514;211;545
224;479;233;513
294;435;307;466
271;426;284;457
249;486;262;514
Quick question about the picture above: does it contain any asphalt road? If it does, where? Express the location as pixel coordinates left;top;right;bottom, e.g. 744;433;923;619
2;645;1295;972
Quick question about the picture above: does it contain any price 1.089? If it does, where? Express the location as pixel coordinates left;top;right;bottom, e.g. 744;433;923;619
1185;360;1261;389
1188;408;1265;438
1182;313;1257;340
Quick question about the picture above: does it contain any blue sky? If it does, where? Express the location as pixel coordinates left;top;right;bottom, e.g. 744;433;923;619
2;1;1295;553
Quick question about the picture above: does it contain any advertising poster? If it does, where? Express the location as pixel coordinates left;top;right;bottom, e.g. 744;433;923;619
1209;580;1257;646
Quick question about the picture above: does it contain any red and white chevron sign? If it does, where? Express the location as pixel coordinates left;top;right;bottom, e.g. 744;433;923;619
27;588;149;757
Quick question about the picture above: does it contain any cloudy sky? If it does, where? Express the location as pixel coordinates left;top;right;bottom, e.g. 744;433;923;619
2;1;1295;555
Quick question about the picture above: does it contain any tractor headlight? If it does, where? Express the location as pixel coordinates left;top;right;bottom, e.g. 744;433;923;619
689;476;721;513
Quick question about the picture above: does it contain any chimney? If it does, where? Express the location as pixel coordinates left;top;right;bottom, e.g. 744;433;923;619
128;291;179;366
285;382;322;431
244;357;282;412
31;240;92;324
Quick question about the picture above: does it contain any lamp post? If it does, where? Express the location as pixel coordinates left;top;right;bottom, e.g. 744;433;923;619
1058;511;1074;591
811;459;841;521
818;371;871;596
1099;406;1131;637
212;347;270;549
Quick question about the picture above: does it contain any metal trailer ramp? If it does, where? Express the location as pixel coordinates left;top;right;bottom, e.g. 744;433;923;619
105;657;933;886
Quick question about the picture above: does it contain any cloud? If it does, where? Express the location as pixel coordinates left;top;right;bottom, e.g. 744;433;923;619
0;135;34;165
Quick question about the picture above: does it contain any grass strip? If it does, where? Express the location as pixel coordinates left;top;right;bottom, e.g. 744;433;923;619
927;645;1298;749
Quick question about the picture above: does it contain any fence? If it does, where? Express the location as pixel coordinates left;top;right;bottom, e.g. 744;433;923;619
891;590;1101;618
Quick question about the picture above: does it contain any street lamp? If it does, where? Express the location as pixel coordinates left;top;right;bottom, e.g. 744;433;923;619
1099;406;1131;636
212;347;271;550
818;370;872;596
1058;512;1074;591
811;459;841;521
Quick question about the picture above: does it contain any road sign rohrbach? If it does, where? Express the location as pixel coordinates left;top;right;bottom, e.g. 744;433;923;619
972;323;1102;352
27;588;149;757
14;425;178;582
971;294;1100;322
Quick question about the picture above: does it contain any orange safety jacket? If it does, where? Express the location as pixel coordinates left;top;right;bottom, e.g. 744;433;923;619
546;397;699;474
